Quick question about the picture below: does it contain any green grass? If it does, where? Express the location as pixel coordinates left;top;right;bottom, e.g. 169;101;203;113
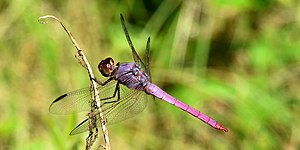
0;0;300;149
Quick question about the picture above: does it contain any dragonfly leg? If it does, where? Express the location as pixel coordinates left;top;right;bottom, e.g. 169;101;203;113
100;82;121;106
91;77;113;86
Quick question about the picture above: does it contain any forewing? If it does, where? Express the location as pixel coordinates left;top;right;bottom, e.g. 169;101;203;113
49;80;117;114
120;14;147;70
49;88;91;114
145;37;155;101
145;37;152;82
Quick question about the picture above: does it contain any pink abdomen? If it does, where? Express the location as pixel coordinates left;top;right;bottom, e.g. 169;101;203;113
145;83;228;132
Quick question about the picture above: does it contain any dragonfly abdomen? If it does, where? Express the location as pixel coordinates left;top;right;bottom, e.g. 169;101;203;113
174;100;228;132
146;83;228;132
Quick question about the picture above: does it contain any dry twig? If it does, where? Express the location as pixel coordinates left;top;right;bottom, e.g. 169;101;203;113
38;15;111;150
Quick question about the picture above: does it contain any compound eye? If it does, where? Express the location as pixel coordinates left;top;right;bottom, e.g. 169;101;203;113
98;57;115;77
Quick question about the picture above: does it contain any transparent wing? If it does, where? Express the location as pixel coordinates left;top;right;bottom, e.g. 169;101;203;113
49;80;117;114
145;37;155;101
120;14;147;70
145;37;152;82
70;86;148;135
49;79;148;135
103;87;147;124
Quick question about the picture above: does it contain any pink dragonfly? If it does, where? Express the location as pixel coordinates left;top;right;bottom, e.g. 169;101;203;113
49;14;228;135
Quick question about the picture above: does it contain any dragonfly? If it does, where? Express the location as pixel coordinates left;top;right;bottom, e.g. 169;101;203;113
49;14;228;135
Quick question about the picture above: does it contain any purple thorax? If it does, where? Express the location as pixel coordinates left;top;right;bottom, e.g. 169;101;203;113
114;62;150;91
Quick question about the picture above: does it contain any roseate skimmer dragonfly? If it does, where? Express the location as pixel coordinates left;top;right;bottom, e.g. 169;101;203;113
49;14;228;135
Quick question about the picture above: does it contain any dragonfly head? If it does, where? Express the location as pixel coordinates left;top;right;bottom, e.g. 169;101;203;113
98;57;115;77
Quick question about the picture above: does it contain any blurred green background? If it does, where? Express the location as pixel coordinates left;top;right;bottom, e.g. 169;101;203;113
1;0;300;149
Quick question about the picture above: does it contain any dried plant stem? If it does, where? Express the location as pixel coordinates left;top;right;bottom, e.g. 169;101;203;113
38;15;111;150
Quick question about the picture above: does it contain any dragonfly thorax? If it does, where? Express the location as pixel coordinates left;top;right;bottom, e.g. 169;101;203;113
115;62;150;91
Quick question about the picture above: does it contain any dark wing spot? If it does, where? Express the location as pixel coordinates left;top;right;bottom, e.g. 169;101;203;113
52;94;68;103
